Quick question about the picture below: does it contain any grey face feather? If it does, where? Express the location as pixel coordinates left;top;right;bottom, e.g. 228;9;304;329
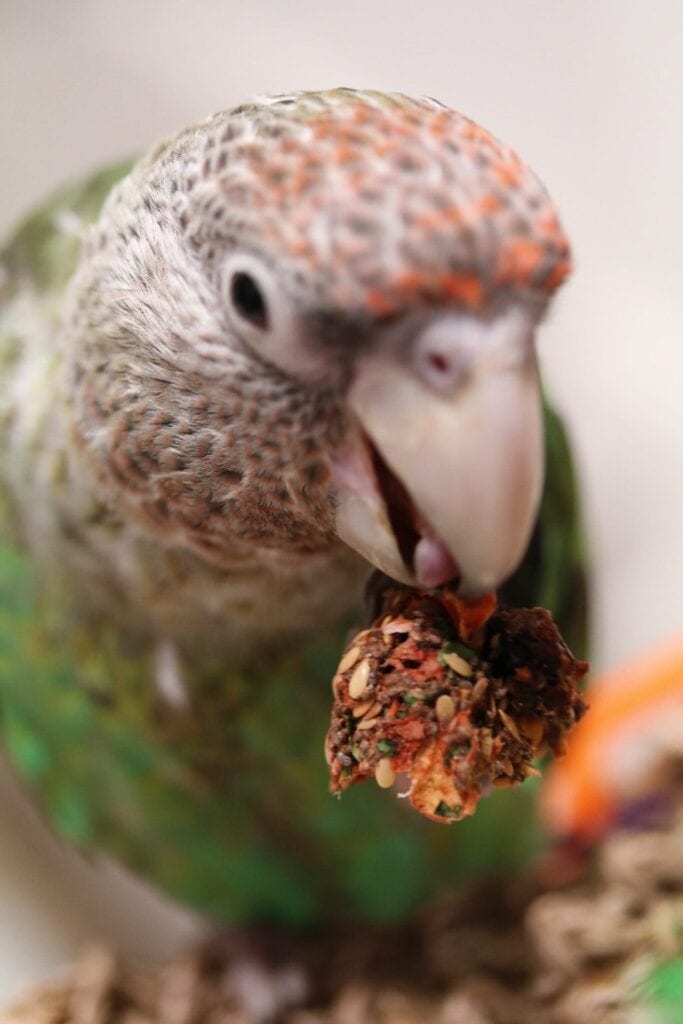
60;135;345;571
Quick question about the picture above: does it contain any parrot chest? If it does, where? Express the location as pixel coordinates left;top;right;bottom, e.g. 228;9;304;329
66;523;367;659
6;444;366;659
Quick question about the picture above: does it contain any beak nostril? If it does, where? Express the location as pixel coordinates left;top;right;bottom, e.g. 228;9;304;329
417;346;465;395
427;352;450;375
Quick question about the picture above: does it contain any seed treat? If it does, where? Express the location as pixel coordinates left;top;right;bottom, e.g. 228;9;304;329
326;584;588;823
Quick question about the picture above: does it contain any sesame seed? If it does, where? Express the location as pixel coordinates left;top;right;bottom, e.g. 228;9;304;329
435;694;455;723
443;652;473;677
348;660;371;699
352;699;375;718
471;678;488;703
498;709;521;741
362;701;383;721
382;618;413;635
338;645;361;674
375;758;395;789
480;730;493;757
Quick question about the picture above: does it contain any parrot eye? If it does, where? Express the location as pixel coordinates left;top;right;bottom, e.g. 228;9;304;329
230;272;269;330
222;252;315;380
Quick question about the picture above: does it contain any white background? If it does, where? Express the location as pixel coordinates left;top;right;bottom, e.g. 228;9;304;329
1;0;682;1001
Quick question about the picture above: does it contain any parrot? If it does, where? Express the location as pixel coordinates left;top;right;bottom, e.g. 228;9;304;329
0;89;588;928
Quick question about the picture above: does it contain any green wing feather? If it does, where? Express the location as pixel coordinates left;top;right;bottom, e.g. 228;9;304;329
0;163;589;927
0;160;134;297
0;539;542;925
502;400;590;661
639;957;683;1023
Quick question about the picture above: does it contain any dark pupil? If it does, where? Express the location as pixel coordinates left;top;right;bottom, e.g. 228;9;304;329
230;272;268;329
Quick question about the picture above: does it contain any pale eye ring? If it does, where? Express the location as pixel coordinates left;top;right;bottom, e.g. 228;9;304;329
230;271;269;330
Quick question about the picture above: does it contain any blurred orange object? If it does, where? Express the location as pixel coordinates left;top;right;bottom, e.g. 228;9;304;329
542;634;683;844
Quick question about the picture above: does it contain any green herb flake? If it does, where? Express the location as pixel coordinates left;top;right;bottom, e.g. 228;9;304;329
434;801;463;820
438;640;476;664
377;738;398;756
449;742;470;757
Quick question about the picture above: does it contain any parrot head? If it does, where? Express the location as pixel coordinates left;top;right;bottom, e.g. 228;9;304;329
65;89;571;597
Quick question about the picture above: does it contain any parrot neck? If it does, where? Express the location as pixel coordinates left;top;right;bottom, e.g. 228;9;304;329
21;406;366;657
73;415;370;657
1;326;365;660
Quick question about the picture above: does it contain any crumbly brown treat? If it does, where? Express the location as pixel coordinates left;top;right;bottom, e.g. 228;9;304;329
326;585;588;822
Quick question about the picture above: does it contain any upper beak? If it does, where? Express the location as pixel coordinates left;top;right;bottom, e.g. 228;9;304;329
332;308;544;597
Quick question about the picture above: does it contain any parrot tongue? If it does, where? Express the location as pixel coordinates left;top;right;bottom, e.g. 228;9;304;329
413;537;460;589
368;437;460;589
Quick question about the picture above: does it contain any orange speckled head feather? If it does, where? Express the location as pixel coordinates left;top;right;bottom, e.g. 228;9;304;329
180;89;571;319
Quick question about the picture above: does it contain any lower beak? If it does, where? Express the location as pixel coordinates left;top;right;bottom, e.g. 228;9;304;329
332;313;544;596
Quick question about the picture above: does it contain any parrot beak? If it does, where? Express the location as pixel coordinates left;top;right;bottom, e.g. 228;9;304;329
332;308;544;597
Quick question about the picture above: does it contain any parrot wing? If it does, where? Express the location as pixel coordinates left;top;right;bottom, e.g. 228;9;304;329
502;399;590;662
0;160;135;300
640;957;683;1024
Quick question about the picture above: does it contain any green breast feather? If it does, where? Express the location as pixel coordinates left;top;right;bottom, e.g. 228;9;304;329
0;164;589;927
